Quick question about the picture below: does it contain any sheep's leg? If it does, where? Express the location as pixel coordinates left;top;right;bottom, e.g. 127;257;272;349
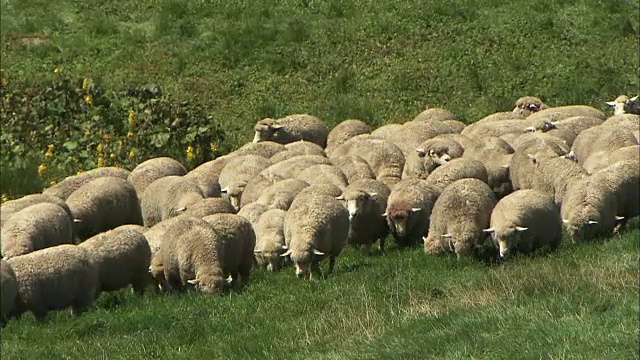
328;255;336;274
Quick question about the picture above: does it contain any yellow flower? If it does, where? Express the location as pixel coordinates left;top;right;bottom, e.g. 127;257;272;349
54;66;62;73
77;170;85;175
85;129;91;136
126;131;134;138
49;180;57;186
109;153;116;159
97;156;105;167
97;143;104;153
45;144;55;158
129;150;136;159
103;133;111;141
209;142;218;152
128;110;136;128
38;163;47;177
186;145;195;162
1;194;8;203
82;78;90;92
85;94;93;106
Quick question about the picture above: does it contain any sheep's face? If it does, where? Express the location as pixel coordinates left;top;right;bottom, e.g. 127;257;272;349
563;213;602;243
513;96;548;117
254;118;277;142
291;252;312;279
255;245;286;272
423;235;444;254
428;147;452;166
606;95;629;116
387;208;420;237
489;226;528;258
224;182;247;211
188;275;226;294
340;191;367;221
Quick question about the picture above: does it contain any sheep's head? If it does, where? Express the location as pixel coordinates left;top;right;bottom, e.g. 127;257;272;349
417;145;452;166
337;190;376;221
253;118;282;142
483;225;528;258
173;192;204;216
187;274;230;294
255;245;288;272
221;181;248;211
513;96;548;117
383;202;422;237
606;95;640;115
281;246;324;279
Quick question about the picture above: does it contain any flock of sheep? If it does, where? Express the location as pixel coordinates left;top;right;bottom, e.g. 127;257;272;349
0;93;638;326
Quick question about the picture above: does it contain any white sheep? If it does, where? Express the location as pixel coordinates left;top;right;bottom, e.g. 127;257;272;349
253;114;329;148
140;176;204;227
253;209;287;272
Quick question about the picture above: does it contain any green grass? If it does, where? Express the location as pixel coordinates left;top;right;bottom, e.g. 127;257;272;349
1;0;639;358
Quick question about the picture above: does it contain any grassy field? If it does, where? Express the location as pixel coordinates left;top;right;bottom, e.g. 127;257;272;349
1;0;639;358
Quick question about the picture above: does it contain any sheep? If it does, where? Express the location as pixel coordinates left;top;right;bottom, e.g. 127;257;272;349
1;203;74;259
233;141;287;158
384;121;455;156
179;197;236;218
384;178;441;247
239;174;280;208
201;214;255;288
403;137;465;179
476;111;526;124
329;135;405;188
423;178;496;258
561;176;618;243
1;259;17;326
325;119;372;154
79;226;151;295
67;176;144;240
141;176;204;227
41;166;131;200
236;203;270;228
259;154;331;182
183;169;222;199
270;140;327;163
127;157;187;200
7;244;98;320
155;216;228;293
142;216;188;287
330;155;376;183
441;119;467;133
461;118;555;139
506;132;570;153
525;104;606;122
292;184;344;207
411;107;456;123
538;116;604;147
337;179;391;253
528;155;588;207
510;142;567;190
569;126;638;165
425;158;489;192
462;136;513;198
484;189;562;258
582;145;640;174
253;114;329;148
436;133;479;152
282;193;349;279
256;179;310;210
1;193;72;228
218;155;273;209
370;123;402;139
253;209;287;271
589;160;639;232
606;95;640;115
512;96;549;117
296;164;348;190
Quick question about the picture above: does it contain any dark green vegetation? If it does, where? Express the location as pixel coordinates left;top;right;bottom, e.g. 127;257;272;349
1;0;638;358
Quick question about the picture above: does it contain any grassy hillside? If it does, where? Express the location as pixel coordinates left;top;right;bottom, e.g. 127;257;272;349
1;0;639;358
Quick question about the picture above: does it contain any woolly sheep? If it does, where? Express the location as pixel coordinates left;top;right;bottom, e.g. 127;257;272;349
253;209;287;271
423;179;496;258
384;178;441;247
183;169;222;198
384;121;455;157
127;157;187;200
337;179;390;252
329;135;405;188
506;132;570;153
1;259;17;325
528;155;588;206
436;133;480;152
259;154;331;181
239;174;280;208
403;137;465;179
606;95;640;115
509;142;567;190
476;111;526;124
42;166;131;200
512;96;549;117
569;126;638;165
462;136;513;198
236;203;270;228
538;115;604;147
256;179;310;210
180;198;236;218
218;155;273;209
525;105;606;122
370;123;402;139
79;226;151;295
141;176;204;227
582;145;640;174
284;140;326;156
411;107;456;123
283;193;349;279
484;189;562;258
589;160;639;232
155;216;228;293
325;119;372;154
292;184;344;208
330;155;376;183
1;193;72;228
202;214;255;288
296;164;348;190
7;244;98;320
1;203;74;259
441;119;466;133
425;158;489;192
233;141;287;158
253;114;329;148
461;118;555;139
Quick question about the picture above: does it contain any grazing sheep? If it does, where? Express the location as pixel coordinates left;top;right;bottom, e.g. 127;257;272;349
253;209;287;272
370;123;402;139
202;214;255;288
569;126;638;165
403;137;465;179
1;193;72;228
259;154;331;181
79;226;151;295
183;169;222;199
506;132;570;153
337;179;391;252
329;135;405;188
512;96;549;117
423;179;496;258
218;155;273;209
256;179;310;210
236;203;270;228
411;107;456;123
589;160;639;232
539;116;604;147
155;216;228;293
284;140;326;156
561;176;618;243
127;157;187;200
239;174;280;208
283;194;349;279
582;145;640;174
475;111;525;124
1;203;74;259
442;119;466;133
525;105;606;122
484;189;562;258
510;142;567;190
233;141;287;158
42;167;131;200
384;121;455;156
384;178;441;247
292;184;344;208
8;244;98;320
606;95;640;115
326;119;372;154
141;176;204;227
180;197;236;218
330;155;376;183
253;114;329;148
425;158;489;192
296;164;348;190
528;155;588;206
461;118;555;139
462;136;513;198
143;217;188;289
1;259;17;325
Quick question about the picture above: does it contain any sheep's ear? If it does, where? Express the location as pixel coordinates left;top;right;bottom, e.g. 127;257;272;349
224;275;233;285
381;212;388;217
335;195;344;200
428;149;436;157
501;164;509;169
280;249;292;257
441;233;453;238
562;219;569;224
175;207;186;213
254;250;262;255
411;207;422;213
524;126;536;132
220;187;228;193
515;226;528;232
528;104;538;110
630;96;638;101
312;248;325;256
527;153;538;165
367;192;378;198
187;279;199;285
615;216;625;221
73;218;82;223
605;101;616;107
483;228;495;233
416;148;427;157
271;124;284;130
587;220;598;225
